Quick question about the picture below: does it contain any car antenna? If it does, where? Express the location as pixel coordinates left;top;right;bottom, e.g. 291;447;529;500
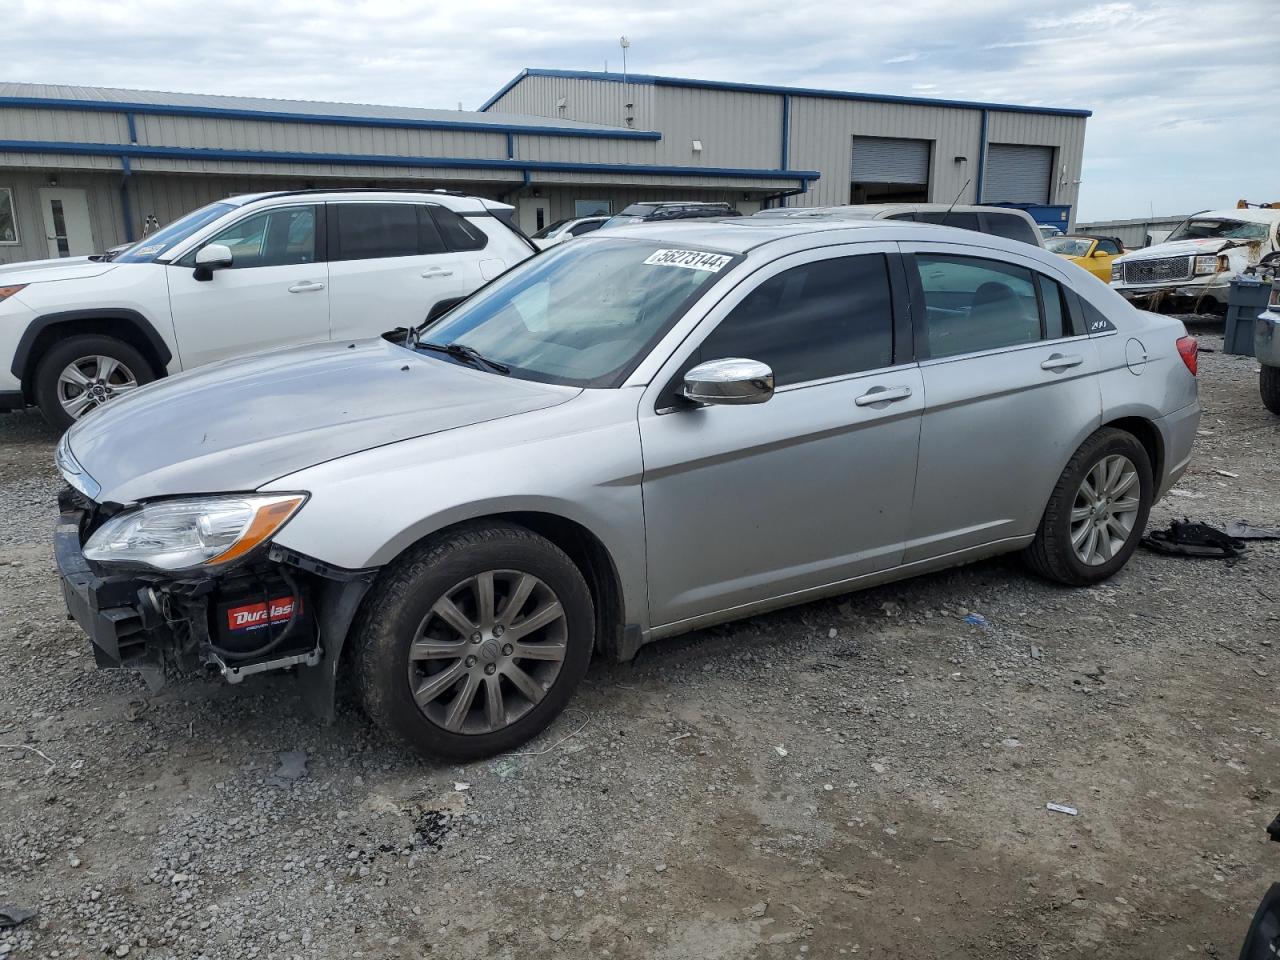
941;178;972;228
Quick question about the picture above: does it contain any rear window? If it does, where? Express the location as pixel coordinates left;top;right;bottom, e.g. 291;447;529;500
916;211;982;232
982;212;1040;246
431;207;488;251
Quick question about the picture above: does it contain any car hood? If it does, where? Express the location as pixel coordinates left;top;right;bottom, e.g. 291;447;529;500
0;257;118;284
64;338;580;503
1118;237;1248;261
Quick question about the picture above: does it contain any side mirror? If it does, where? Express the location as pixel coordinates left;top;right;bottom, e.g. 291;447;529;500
682;358;774;406
1092;249;1109;258
193;243;233;281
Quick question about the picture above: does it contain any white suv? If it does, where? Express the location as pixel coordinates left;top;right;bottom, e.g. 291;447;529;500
0;189;534;428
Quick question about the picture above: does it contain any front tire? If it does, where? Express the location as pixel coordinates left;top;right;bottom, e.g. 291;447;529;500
1261;365;1280;416
33;334;154;430
353;522;594;761
1023;427;1153;586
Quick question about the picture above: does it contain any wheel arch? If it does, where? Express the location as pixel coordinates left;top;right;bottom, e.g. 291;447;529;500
1099;414;1163;486
13;309;173;400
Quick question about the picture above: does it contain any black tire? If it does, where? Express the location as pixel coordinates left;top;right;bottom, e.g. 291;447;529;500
353;522;594;761
1023;427;1153;586
33;334;156;431
1262;365;1280;416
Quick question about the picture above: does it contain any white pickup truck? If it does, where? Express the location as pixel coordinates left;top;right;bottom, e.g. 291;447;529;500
1111;207;1280;313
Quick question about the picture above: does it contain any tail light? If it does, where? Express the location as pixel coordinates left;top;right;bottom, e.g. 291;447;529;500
1177;335;1198;376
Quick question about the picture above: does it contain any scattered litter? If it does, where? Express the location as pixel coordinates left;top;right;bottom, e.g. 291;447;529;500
774;745;788;758
870;761;888;775
273;751;308;782
1141;519;1245;559
0;904;37;929
125;699;149;722
453;782;471;792
1046;802;1079;817
1214;469;1240;479
1001;738;1022;748
493;758;520;779
931;836;954;843
654;862;667;873
1168;488;1206;499
509;712;590;758
1253;668;1270;678
668;732;692;745
963;613;989;628
1226;520;1280;541
1030;645;1044;661
1;743;55;772
828;627;838;639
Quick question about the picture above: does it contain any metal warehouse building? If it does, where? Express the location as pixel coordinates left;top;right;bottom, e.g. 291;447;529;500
0;70;1088;265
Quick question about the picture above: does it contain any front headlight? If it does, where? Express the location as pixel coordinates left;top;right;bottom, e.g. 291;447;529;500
83;493;306;571
1193;255;1222;275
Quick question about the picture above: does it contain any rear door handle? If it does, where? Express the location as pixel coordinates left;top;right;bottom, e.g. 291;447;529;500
855;385;913;406
288;280;325;293
421;268;454;279
1041;353;1083;372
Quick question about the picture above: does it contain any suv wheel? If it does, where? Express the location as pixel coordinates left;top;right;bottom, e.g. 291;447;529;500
33;335;154;430
1023;427;1153;586
354;522;594;760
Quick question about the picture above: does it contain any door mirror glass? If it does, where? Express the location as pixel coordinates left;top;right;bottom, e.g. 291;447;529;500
682;358;774;406
1092;249;1108;258
195;243;233;269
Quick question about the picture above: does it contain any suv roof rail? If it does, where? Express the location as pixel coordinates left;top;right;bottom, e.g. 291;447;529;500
246;186;481;202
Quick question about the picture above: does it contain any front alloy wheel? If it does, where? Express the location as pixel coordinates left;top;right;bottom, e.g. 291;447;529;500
355;522;594;760
407;570;568;734
57;355;140;420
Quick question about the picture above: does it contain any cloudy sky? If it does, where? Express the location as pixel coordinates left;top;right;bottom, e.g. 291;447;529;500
7;0;1277;220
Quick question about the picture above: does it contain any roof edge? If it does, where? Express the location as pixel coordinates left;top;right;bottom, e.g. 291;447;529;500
0;91;662;140
481;68;1093;118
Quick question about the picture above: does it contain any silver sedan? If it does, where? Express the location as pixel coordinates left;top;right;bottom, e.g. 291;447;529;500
55;218;1201;759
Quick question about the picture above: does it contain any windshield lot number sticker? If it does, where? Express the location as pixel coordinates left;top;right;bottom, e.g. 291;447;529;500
644;249;733;272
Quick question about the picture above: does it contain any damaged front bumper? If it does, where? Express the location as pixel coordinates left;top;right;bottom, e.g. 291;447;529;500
1115;280;1231;308
55;489;376;717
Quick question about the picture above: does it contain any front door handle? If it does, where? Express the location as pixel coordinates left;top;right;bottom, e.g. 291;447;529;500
421;268;454;279
1041;353;1083;372
855;385;913;406
288;280;325;293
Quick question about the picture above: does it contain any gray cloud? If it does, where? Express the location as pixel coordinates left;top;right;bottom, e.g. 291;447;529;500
5;0;1276;219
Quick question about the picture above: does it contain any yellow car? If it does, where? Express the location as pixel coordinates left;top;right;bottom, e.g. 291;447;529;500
1045;234;1125;283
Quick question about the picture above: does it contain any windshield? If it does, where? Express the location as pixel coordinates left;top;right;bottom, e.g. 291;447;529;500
1168;218;1271;242
1046;237;1093;256
112;201;237;263
531;218;570;240
421;238;739;387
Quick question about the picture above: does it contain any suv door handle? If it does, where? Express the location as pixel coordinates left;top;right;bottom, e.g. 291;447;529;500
855;385;913;406
421;268;454;279
288;281;325;293
1041;353;1083;372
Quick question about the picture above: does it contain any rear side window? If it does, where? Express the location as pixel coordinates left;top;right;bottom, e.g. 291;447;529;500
917;211;982;232
982;212;1040;246
1037;275;1073;339
914;255;1041;358
697;255;895;386
334;203;419;261
431;206;488;251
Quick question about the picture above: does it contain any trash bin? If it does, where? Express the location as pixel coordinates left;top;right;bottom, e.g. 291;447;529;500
1225;278;1271;356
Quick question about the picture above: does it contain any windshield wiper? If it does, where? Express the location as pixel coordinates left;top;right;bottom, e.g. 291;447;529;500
419;341;509;374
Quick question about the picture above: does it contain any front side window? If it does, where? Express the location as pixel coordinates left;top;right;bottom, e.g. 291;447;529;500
1096;238;1122;255
0;187;18;244
199;205;316;269
1046;237;1093;257
569;219;604;237
116;201;237;263
697;255;895;386
914;254;1042;358
422;238;738;387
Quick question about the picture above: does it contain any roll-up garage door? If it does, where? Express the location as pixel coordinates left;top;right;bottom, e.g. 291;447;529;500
982;144;1053;203
851;136;930;184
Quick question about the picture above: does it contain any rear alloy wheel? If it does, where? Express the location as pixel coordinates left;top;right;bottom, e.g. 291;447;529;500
33;334;154;430
354;522;594;760
1023;427;1153;586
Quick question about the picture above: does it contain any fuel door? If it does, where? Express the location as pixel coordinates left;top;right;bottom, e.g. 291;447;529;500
1125;338;1148;375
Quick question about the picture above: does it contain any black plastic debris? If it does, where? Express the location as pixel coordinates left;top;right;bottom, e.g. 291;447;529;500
1227;520;1280;541
1140;519;1246;559
0;904;37;929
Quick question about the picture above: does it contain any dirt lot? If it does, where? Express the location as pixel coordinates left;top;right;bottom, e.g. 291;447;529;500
1;321;1277;960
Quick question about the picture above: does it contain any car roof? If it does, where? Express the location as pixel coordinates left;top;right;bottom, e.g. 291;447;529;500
755;203;1035;220
589;216;1060;261
224;188;509;211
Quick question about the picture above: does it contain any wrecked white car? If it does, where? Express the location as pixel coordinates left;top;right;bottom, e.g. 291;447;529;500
1111;207;1280;312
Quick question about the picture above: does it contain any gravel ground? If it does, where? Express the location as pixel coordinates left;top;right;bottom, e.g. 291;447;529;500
1;321;1278;960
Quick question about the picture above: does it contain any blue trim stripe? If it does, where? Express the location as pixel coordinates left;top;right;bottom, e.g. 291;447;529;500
0;139;820;183
481;68;1093;118
0;95;662;141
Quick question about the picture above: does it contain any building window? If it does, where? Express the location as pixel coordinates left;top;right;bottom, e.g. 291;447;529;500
575;200;611;218
0;188;18;244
